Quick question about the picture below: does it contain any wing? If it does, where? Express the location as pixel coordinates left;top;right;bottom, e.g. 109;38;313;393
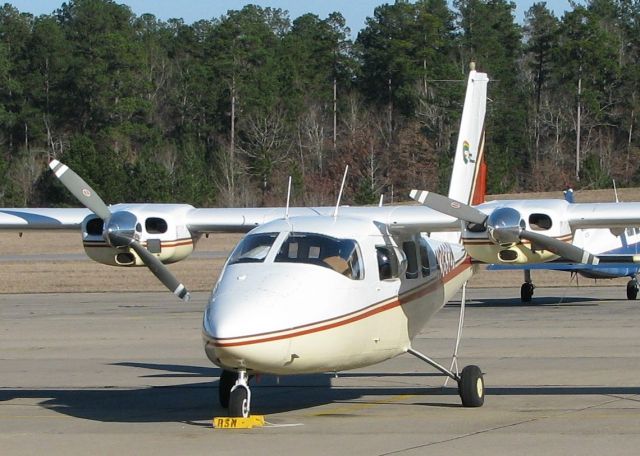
568;203;640;228
0;208;91;230
185;205;460;234
0;204;460;234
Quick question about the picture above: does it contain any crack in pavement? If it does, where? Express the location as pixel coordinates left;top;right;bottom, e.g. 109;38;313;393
377;393;640;456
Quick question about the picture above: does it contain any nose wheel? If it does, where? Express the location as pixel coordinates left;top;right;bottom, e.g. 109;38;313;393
218;370;236;408
225;369;251;418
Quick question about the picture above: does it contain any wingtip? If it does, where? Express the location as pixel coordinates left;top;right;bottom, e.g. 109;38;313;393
49;159;60;170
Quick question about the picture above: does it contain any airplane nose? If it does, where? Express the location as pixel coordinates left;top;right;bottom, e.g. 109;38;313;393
202;291;292;372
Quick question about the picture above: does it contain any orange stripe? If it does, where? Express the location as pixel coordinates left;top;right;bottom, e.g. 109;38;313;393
83;238;193;248
462;234;573;246
211;257;473;348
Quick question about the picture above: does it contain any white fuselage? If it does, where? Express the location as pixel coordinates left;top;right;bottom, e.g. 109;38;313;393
202;216;472;375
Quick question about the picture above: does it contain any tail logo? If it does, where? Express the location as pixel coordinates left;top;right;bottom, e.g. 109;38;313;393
463;140;475;164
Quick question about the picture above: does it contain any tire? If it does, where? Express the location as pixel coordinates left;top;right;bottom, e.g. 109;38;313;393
229;386;250;418
627;280;638;300
458;365;484;407
520;283;534;303
218;370;237;408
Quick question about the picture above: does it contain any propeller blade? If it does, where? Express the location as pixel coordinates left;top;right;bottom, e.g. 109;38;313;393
49;160;112;220
519;230;599;265
410;189;487;225
50;160;189;302
129;241;191;302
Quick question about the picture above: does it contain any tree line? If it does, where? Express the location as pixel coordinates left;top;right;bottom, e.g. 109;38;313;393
0;0;639;208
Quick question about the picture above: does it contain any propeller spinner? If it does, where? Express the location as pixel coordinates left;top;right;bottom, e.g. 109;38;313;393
49;160;191;301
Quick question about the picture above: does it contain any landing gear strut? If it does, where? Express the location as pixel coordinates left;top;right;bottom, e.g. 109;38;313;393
407;348;484;407
627;278;638;300
406;281;484;407
521;269;534;303
228;370;251;418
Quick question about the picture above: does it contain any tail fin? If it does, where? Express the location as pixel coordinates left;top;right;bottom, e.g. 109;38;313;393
447;68;489;205
431;67;487;244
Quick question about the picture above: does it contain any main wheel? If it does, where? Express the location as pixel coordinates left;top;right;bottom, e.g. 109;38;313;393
218;370;237;408
229;386;250;418
520;282;534;303
627;280;638;300
458;365;484;407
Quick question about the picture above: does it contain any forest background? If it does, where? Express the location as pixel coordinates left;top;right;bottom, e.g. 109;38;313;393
0;0;638;208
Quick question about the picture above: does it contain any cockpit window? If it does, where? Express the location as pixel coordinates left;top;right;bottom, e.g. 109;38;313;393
275;233;364;280
228;232;278;264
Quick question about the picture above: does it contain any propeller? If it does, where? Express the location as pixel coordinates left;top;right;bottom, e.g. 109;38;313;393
409;189;599;265
49;160;190;301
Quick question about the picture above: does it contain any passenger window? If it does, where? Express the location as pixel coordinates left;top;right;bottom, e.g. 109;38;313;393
402;241;419;279
377;246;399;280
419;238;432;276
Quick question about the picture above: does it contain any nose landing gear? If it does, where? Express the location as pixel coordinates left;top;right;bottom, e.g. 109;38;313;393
219;369;252;418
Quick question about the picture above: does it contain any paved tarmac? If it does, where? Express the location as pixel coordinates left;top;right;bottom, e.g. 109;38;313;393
1;287;640;455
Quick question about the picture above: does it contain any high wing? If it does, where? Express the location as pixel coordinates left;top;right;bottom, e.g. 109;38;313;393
567;202;640;229
0;204;459;234
186;206;459;234
0;208;91;230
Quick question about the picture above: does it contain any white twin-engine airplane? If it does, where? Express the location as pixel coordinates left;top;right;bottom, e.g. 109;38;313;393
3;67;640;419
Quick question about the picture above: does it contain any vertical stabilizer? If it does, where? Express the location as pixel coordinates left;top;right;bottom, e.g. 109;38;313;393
432;67;488;244
448;69;489;205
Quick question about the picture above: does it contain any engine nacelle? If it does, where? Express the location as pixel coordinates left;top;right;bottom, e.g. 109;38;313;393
81;204;197;267
462;199;573;265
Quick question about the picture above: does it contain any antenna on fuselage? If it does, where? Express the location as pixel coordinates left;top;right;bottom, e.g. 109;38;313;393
285;175;292;219
379;194;384;207
333;165;349;218
613;179;619;203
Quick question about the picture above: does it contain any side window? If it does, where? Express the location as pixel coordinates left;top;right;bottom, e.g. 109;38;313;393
377;246;399;280
419;238;431;276
402;241;419;279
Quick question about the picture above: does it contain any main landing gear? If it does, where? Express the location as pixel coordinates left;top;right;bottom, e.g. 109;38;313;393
219;369;252;418
627;278;639;300
521;269;535;303
407;348;485;407
406;281;484;407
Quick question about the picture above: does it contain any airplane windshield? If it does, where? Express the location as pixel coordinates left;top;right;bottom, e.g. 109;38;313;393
228;232;278;264
275;233;363;280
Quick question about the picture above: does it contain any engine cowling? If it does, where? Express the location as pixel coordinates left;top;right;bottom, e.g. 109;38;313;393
462;200;573;264
81;204;196;267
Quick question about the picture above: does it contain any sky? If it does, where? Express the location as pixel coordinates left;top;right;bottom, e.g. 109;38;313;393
9;0;575;33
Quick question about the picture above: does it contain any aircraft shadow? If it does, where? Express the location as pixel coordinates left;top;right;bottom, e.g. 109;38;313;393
2;362;639;424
